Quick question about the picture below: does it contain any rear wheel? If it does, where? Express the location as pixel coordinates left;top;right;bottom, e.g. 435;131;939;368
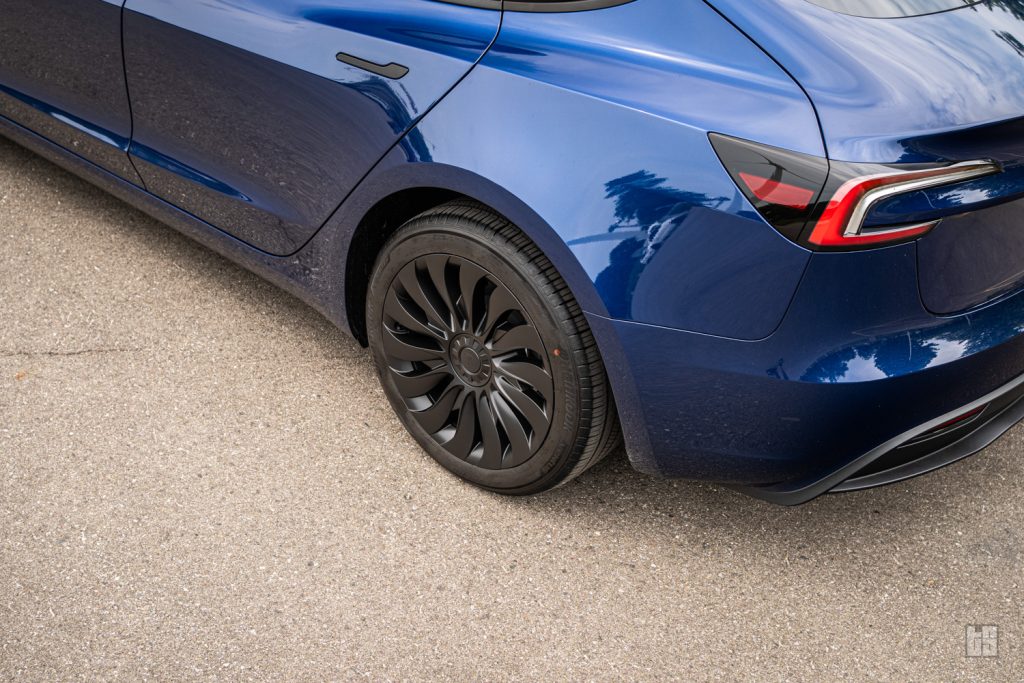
366;201;620;494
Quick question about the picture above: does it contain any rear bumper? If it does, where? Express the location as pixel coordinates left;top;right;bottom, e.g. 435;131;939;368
588;240;1024;503
738;369;1024;505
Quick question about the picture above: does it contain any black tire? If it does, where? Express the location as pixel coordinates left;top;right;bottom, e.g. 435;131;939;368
366;200;621;494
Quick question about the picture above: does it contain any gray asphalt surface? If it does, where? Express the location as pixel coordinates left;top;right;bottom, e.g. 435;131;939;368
1;135;1022;681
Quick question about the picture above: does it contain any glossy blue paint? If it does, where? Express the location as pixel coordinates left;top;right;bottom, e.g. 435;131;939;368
123;0;499;255
705;0;1024;162
401;0;820;340
0;0;140;182
917;199;1024;314
5;0;1024;502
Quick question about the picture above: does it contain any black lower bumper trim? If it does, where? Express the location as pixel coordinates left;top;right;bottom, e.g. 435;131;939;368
832;391;1024;492
735;371;1024;505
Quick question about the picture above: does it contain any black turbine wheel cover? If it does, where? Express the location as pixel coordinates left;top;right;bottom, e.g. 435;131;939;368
380;254;555;470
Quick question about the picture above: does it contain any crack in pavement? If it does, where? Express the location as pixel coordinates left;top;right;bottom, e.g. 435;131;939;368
0;347;143;359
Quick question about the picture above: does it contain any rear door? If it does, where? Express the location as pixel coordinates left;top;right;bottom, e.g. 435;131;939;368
122;0;500;256
0;0;139;182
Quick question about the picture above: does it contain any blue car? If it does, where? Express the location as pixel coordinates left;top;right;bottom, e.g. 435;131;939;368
4;0;1024;503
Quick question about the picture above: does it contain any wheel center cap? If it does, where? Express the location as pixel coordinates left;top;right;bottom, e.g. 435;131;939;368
449;334;492;386
459;347;483;374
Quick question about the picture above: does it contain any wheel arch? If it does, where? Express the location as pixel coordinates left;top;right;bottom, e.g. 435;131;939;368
340;160;610;347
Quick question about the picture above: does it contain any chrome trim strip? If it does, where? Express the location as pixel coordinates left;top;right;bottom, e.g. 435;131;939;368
843;160;1000;237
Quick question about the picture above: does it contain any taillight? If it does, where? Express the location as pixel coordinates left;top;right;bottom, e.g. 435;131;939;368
710;133;1000;251
709;133;829;242
806;161;1002;248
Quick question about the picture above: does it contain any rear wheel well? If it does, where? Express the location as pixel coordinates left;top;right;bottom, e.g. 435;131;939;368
345;188;463;345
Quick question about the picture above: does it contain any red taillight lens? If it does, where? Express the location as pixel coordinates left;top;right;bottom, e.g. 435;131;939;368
710;133;1000;251
736;172;815;211
710;133;828;242
806;161;1001;248
932;404;986;432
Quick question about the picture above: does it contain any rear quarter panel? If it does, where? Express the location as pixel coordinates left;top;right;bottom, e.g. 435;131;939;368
364;0;823;341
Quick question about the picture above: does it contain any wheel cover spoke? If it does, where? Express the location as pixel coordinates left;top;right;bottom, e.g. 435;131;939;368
442;392;478;460
495;377;550;442
383;288;444;341
495;361;554;405
397;264;452;333
389;366;450;401
480;285;519;341
475;393;505;470
491;391;533;468
382;326;445;363
424;254;459;325
411;383;464;435
490;323;544;355
457;261;488;334
380;254;555;470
